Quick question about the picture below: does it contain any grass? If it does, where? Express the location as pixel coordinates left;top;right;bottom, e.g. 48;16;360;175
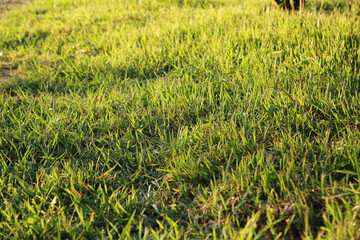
0;0;360;238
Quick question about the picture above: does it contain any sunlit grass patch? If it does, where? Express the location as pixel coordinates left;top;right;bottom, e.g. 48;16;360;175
0;0;360;238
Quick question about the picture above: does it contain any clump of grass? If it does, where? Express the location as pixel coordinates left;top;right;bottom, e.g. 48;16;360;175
1;0;360;238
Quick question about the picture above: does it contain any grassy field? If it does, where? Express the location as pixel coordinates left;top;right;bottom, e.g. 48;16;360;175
1;0;360;238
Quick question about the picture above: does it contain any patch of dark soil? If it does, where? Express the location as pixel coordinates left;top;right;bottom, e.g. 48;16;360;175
257;193;325;240
0;67;14;90
0;68;11;80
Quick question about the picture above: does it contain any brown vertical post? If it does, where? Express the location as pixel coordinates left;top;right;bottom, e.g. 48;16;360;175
300;0;305;12
293;0;305;11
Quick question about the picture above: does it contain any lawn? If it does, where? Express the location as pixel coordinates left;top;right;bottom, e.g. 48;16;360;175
0;0;360;238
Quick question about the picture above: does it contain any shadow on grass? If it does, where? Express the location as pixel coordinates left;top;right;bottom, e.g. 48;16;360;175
2;30;50;49
3;58;176;95
309;0;360;13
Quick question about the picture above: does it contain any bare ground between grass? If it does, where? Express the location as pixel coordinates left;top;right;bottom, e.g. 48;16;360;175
0;0;31;13
0;0;28;83
0;56;17;82
0;67;14;89
0;67;13;80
